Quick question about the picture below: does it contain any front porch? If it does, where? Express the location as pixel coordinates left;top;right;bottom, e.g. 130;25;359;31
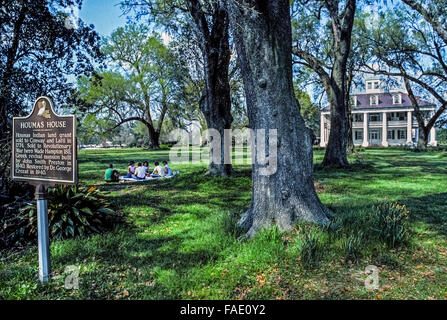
320;110;437;147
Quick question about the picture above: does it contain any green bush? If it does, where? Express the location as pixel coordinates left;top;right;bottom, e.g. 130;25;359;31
10;185;121;244
371;202;410;248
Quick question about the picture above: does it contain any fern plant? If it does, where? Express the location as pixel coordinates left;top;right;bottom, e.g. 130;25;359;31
15;185;121;242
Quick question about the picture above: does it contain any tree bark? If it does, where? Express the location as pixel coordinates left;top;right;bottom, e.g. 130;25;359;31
323;87;349;166
417;128;429;150
227;0;331;238
188;0;233;176
346;69;355;154
147;125;161;150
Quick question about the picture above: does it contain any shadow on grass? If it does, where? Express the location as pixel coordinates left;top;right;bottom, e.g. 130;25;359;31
50;230;219;299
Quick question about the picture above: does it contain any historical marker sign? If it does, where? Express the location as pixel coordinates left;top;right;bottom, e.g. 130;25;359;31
12;96;78;283
12;96;77;185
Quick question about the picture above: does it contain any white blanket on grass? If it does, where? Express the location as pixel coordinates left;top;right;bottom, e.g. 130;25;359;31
119;172;178;182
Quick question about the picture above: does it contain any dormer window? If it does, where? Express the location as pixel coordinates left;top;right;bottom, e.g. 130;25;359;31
366;79;381;93
370;95;379;105
392;93;401;104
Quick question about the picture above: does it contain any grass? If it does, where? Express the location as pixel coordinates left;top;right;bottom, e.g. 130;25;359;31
1;147;447;300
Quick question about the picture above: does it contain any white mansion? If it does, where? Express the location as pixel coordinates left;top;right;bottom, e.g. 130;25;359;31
320;78;437;147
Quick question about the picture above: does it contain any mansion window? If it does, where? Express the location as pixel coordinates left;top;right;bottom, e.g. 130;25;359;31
370;95;379;105
397;130;406;140
369;113;380;122
366;80;381;92
387;130;395;140
369;130;379;140
353;113;363;122
392;94;402;104
355;131;363;140
387;112;406;121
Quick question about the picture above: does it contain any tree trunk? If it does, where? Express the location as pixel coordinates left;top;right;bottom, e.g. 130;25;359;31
322;88;349;167
199;93;233;176
228;0;331;238
198;1;233;176
417;127;429;150
321;1;355;167
346;72;355;154
147;125;161;150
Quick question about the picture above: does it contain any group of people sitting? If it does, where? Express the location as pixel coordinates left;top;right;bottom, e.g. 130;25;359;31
104;160;173;182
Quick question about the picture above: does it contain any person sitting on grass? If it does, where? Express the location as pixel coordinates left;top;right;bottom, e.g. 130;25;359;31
150;161;163;178
125;161;136;178
143;161;150;177
104;164;120;182
135;162;147;180
162;160;172;177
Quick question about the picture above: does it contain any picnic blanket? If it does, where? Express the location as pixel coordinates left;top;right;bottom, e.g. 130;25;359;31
119;171;179;183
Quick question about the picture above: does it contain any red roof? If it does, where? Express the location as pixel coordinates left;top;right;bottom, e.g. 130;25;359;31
323;92;435;112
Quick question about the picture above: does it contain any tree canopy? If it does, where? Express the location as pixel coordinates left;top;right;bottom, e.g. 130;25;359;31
0;0;102;189
78;24;187;149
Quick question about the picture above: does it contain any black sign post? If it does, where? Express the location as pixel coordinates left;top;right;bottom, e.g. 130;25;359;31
12;96;77;283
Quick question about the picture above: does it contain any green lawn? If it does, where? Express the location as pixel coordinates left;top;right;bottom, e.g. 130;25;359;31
1;147;447;299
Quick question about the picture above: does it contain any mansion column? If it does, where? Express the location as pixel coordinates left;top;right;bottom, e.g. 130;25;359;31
407;111;412;144
381;112;388;147
429;127;437;146
320;113;326;147
362;112;369;147
429;111;437;146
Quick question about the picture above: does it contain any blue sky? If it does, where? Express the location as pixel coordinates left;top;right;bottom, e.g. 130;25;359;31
79;0;127;37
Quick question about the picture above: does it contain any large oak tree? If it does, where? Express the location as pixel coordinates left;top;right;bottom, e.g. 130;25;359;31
359;3;447;149
78;25;184;149
291;0;357;167
122;0;234;176
227;0;331;238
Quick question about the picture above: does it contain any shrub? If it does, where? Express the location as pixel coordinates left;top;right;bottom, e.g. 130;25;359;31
300;233;321;269
7;185;121;246
371;202;410;248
